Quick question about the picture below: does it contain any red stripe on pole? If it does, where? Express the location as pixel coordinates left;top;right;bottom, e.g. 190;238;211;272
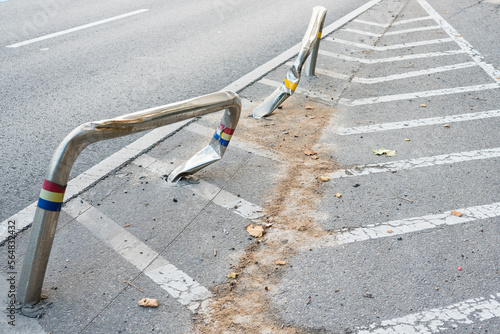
42;180;66;193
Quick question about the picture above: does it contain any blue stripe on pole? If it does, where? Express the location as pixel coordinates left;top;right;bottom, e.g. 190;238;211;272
37;197;63;212
220;138;229;146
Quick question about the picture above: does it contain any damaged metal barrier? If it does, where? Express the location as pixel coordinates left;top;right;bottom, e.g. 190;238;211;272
18;91;241;305
253;6;327;119
168;104;238;182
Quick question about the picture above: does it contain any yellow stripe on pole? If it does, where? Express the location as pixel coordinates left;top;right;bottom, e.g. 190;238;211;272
220;133;233;141
318;32;322;38
284;78;298;91
39;189;64;203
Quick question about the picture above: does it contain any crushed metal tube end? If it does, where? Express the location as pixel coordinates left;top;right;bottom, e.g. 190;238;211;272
168;106;240;182
252;6;327;119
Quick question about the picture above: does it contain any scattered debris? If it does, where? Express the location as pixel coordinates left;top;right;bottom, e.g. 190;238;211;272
227;272;240;279
305;106;314;110
363;293;374;298
306;297;312;305
391;191;414;203
372;148;396;156
245;224;264;237
304;148;317;156
320;176;330;182
443;124;451;128
335;289;340;293
214;249;217;257
387;230;393;234
138;298;159;308
455;34;462;37
122;278;144;292
420;104;427;107
451;210;462;217
274;260;286;266
404;138;411;141
311;156;319;160
123;224;131;228
173;198;178;203
458;266;462;271
334;192;342;198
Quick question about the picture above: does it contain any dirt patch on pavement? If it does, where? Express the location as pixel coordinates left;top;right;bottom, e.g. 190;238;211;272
194;95;339;333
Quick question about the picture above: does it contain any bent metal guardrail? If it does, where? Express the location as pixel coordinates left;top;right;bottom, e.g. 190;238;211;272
253;6;327;119
18;91;241;305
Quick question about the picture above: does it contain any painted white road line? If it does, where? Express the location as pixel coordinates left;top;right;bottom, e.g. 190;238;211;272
340;28;381;37
326;37;454;51
0;0;385;243
353;19;390;28
417;0;500;83
384;25;441;35
132;154;266;220
65;199;212;312
391;15;433;25
316;202;500;247
222;0;382;92
358;293;500;334
320;62;477;84
6;9;150;48
342;25;440;37
336;109;500;135
186;122;286;163
319;49;466;64
330;147;500;179
314;68;352;81
0;120;191;245
339;83;499;106
258;78;334;103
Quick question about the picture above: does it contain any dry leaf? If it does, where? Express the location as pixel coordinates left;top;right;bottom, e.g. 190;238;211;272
334;192;342;198
443;124;450;128
305;106;314;110
387;230;393;234
123;224;131;228
214;249;217;257
404;138;411;141
227;272;239;279
274;260;286;265
451;210;462;217
138;298;159;308
372;148;397;157
246;224;264;237
420;104;427;107
455;34;462;37
311;156;319;160
304;149;317;156
320;176;330;182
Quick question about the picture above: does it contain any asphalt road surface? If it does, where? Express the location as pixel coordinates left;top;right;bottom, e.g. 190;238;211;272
0;0;499;333
0;0;369;222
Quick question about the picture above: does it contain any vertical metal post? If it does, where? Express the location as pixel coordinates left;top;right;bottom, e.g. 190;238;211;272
253;6;327;119
17;91;241;305
304;14;326;77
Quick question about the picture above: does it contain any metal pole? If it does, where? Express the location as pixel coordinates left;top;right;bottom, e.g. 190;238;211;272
304;10;326;77
18;91;241;305
253;6;327;119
